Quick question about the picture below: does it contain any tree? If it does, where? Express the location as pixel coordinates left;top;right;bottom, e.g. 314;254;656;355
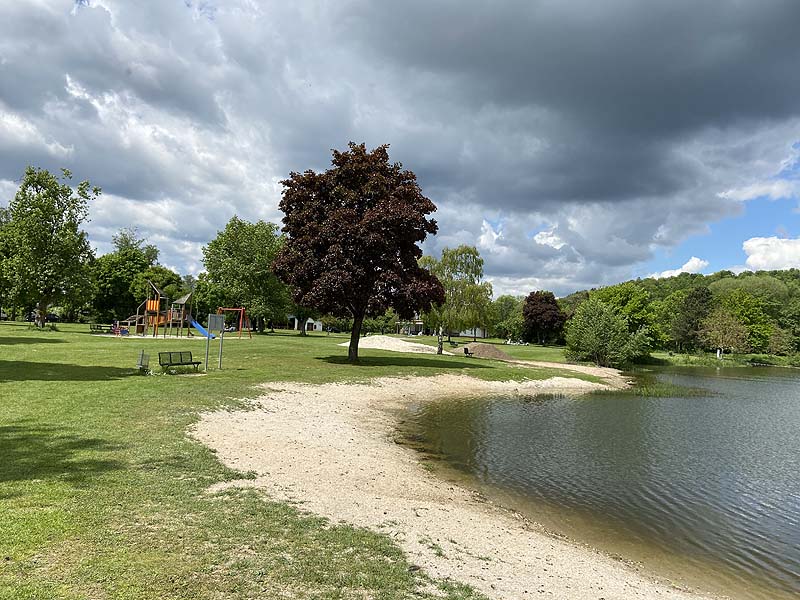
593;281;654;332
709;275;788;319
767;327;793;356
489;295;524;339
130;266;183;303
203;216;289;331
90;227;163;321
364;309;399;334
0;206;11;312
422;245;489;347
463;281;493;340
522;290;565;344
649;290;688;349
670;286;712;351
273;142;444;362
720;290;773;352
565;298;649;367
700;308;750;355
112;227;159;265
558;289;589;320
778;297;800;351
3;167;98;327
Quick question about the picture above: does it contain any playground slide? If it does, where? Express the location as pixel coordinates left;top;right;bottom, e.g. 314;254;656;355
190;318;216;339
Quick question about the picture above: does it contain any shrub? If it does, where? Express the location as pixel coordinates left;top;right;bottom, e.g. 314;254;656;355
565;298;649;367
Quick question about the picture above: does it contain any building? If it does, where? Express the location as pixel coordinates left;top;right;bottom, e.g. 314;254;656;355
287;314;324;332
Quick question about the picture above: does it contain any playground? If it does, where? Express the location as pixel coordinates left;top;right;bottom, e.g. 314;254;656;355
95;280;252;340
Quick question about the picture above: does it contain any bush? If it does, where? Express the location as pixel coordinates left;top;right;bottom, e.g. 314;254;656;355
565;298;649;367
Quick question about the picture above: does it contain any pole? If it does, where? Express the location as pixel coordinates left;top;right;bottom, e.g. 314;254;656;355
218;329;224;369
205;330;210;372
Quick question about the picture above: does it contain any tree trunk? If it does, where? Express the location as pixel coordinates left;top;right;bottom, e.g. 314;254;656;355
36;300;48;328
348;312;364;362
437;327;444;355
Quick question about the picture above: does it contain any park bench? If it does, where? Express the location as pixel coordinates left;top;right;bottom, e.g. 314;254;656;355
158;351;202;371
463;347;474;358
90;323;114;333
449;341;459;347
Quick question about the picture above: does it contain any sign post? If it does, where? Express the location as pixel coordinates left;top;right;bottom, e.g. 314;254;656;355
218;328;224;369
205;331;210;372
206;314;225;371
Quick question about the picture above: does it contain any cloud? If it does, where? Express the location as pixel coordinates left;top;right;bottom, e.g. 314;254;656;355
649;256;709;279
719;180;798;202
743;237;800;271
0;1;799;296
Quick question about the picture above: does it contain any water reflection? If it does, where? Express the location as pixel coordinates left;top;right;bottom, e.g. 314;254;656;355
401;367;800;599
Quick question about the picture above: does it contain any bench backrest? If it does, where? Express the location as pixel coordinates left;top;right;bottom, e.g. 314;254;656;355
158;351;194;365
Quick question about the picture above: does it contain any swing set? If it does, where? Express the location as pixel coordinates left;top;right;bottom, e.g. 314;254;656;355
217;307;252;339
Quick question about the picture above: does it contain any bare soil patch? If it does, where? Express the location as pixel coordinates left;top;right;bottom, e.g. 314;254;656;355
462;342;514;361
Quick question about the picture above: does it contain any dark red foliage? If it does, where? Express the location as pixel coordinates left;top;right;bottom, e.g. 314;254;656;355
273;142;444;360
522;290;566;344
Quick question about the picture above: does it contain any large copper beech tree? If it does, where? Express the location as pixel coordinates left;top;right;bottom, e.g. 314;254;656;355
273;143;444;362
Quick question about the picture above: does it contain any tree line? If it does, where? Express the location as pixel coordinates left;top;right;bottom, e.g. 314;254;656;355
0;145;447;361
4;157;799;367
488;270;800;366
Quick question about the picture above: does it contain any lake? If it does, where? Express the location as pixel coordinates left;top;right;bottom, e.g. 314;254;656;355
398;367;800;599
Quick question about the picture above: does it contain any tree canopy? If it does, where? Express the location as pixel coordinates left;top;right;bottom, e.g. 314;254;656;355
203;216;289;330
90;227;164;321
522;290;565;344
273;142;444;361
422;245;492;345
2;167;98;326
565;298;649;367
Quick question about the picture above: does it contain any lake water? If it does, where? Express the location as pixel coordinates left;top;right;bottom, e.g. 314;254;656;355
398;367;800;599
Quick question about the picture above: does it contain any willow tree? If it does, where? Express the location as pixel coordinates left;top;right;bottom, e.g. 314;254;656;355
422;245;491;350
273;142;444;362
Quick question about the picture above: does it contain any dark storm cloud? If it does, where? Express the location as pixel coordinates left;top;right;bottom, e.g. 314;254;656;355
0;0;798;292
338;0;800;202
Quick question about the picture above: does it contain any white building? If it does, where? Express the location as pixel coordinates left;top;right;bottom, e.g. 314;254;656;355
287;315;324;332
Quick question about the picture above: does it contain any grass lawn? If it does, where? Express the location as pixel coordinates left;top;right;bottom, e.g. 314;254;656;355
0;322;589;599
398;334;569;363
649;350;800;368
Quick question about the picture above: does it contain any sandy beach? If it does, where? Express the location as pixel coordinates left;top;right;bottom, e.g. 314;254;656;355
192;372;716;600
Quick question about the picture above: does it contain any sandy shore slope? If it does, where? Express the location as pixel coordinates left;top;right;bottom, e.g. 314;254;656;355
192;374;714;600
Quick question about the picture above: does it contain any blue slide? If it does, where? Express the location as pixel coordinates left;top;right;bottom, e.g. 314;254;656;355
190;318;216;339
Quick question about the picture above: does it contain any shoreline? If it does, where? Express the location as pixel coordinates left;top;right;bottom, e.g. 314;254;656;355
192;373;716;600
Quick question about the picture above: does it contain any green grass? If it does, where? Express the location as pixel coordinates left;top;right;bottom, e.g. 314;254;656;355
0;323;594;599
396;334;569;363
649;350;800;368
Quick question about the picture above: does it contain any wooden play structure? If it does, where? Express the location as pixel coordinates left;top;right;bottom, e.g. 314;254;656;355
217;307;252;339
121;281;196;338
168;292;194;337
119;282;252;339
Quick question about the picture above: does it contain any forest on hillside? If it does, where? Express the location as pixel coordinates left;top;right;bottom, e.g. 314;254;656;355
496;269;800;366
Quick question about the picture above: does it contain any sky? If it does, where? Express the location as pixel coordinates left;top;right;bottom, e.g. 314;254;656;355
1;0;799;297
